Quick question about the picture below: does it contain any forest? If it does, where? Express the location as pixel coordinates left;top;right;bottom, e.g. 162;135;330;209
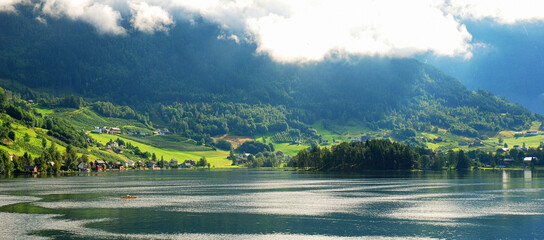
0;8;540;146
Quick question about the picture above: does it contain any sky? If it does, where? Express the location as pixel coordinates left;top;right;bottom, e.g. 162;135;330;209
1;0;544;111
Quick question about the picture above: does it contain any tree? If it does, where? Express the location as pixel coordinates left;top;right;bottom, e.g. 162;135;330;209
0;150;13;174
7;131;15;141
456;150;470;169
197;157;208;167
64;145;78;171
42;137;47;148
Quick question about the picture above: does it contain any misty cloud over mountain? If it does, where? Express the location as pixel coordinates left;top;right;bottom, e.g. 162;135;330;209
2;0;544;63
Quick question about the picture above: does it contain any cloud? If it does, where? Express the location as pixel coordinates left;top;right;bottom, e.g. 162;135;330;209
129;2;174;33
0;0;28;13
41;0;126;35
171;0;474;62
2;0;544;62
446;0;544;24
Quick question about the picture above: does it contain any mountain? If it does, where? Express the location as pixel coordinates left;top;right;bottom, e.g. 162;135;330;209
0;8;541;146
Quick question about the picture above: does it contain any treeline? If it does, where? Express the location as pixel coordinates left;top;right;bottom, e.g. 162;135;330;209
0;142;90;174
289;139;544;171
290;139;421;170
145;102;318;143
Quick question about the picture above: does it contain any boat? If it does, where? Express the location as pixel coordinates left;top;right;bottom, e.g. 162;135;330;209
121;195;138;199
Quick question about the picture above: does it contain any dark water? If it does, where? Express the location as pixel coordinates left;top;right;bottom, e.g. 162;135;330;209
0;169;543;239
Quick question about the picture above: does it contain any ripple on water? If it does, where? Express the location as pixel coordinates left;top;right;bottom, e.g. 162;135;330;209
0;195;41;207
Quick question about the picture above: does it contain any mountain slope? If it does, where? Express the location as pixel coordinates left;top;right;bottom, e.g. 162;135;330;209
0;8;540;144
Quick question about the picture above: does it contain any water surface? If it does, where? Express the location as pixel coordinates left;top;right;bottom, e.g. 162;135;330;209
0;169;543;239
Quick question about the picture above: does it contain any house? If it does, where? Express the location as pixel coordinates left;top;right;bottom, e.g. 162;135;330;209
294;139;301;144
77;162;88;171
497;148;510;153
243;153;251;158
93;126;101;133
23;165;37;173
503;158;515;165
480;135;489;140
433;137;443;142
186;159;196;165
513;145;521;150
527;131;539;136
139;131;146;136
114;162;124;170
523;157;537;164
111;142;119;148
514;132;524;137
321;140;329;145
27;100;34;104
471;139;484;146
94;160;107;170
237;159;248;164
148;161;157;169
275;151;284;158
162;128;171;135
127;160;135;167
170;159;178;167
110;127;121;134
182;160;195;168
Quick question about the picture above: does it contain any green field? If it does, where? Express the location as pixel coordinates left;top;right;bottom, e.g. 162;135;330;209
91;134;233;167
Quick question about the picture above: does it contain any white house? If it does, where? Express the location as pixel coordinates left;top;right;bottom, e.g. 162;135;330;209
523;157;537;163
527;131;539;136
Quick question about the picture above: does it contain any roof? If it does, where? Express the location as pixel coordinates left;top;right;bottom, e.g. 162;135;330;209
523;157;535;162
96;160;106;164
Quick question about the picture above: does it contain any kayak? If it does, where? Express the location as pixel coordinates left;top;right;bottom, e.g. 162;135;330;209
120;196;138;199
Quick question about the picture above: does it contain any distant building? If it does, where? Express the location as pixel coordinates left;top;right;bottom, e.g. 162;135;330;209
23;165;37;173
77;162;88;171
503;158;514;165
497;148;510;153
523;157;537;164
433;137;443;142
527;131;539;136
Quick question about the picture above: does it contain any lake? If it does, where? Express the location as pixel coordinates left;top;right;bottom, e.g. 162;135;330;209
0;169;543;239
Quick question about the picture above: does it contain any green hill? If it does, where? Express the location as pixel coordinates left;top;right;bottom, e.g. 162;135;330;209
0;7;543;168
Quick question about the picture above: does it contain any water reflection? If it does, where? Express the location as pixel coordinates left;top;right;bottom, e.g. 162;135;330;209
524;169;532;180
0;170;543;239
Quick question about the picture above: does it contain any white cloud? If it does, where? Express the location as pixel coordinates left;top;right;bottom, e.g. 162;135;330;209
2;0;544;62
129;2;173;33
41;0;126;35
172;0;474;62
0;0;27;13
447;0;544;24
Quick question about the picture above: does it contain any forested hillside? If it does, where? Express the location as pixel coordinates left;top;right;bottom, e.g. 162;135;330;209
0;7;540;144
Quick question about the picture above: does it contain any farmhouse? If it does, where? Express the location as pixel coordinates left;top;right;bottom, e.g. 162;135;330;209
23;165;37;173
527;131;539;136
